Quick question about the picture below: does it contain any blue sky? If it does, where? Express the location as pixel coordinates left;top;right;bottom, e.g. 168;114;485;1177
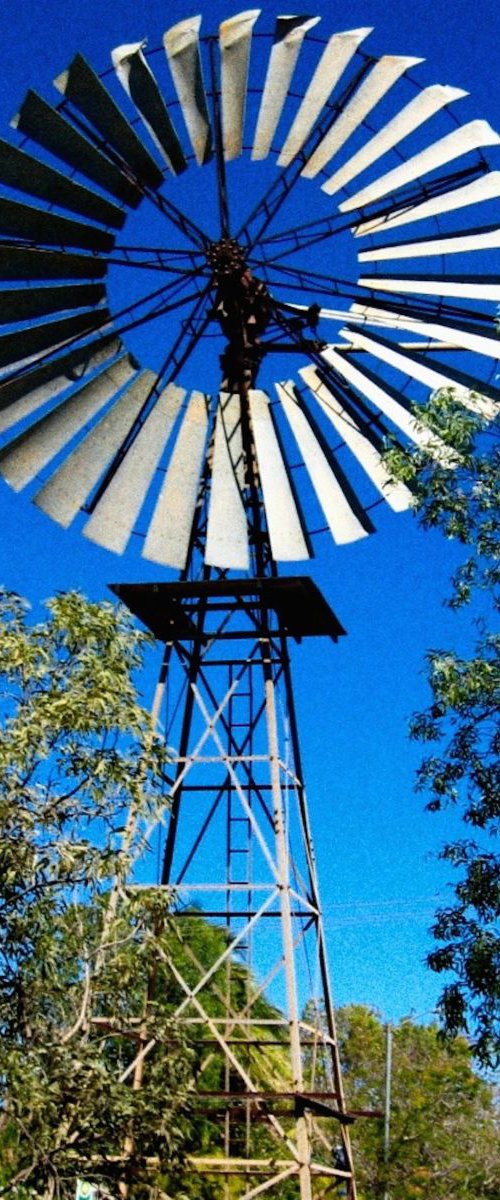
0;0;498;1025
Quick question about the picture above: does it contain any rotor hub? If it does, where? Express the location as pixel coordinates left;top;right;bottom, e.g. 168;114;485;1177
206;237;248;281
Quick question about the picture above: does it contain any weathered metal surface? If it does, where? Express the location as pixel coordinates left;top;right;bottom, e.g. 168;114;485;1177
251;15;320;161
276;381;371;544
299;365;411;511
163;15;212;165
277;27;372;167
340;119;500;212
205;391;249;570
350;300;500;360
34;369;157;526
0;283;105;323
84;382;185;552
360;272;500;301
0;309;110;371
112;42;185;174
0;246;106;281
303;54;422;179
0;195;114;252
220;10;260;161
54;53;163;189
320;344;454;460
143;390;208;568
323;83;466;195
12;91;141;207
0;339;121;434
354;170;500;236
0;137;124;228
248;388;309;560
0;354;135;491
359;223;500;260
339;325;499;420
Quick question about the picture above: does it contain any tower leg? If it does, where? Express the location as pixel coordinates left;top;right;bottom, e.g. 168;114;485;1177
114;578;356;1199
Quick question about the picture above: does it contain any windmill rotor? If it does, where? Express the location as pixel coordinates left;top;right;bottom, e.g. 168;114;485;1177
0;10;497;570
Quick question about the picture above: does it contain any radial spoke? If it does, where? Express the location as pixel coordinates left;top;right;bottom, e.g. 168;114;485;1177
209;38;230;238
146;188;211;250
249;257;367;302
85;283;214;514
236;56;373;249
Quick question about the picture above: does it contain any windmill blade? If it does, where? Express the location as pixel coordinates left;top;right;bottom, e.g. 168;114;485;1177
220;10;260;161
205;392;249;570
275;380;372;544
0;195;114;253
339;119;500;212
0;353;136;491
323;83;466;195
358;223;500;260
163;15;213;165
339;324;500;419
251;15;321;162
248;388;309;560
84;382;185;553
299;365;412;511
303;54;423;180
34;369;157;526
0;308;110;371
0;283;105;323
143;390;208;569
12;91;142;208
320;344;454;461
354;171;500;236
349;299;500;361
359;272;500;301
277;27;373;167
111;42;186;175
0;337;121;432
0;246;106;282
0;138;125;229
54;53;164;189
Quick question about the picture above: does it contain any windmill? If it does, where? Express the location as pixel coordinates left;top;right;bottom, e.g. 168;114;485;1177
0;10;499;1198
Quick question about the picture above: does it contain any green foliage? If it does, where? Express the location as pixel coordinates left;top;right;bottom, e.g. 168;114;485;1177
386;392;500;1064
0;589;194;1197
338;1005;500;1200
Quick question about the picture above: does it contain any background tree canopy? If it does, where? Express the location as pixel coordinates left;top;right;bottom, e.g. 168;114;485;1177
0;588;498;1198
386;391;500;1066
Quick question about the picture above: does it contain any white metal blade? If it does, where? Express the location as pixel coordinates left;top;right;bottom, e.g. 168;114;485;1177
163;16;212;165
34;370;156;526
339;326;498;420
0;339;121;435
143;390;208;569
323;83;466;195
320;344;454;461
252;16;320;161
0;356;136;492
248;388;309;559
111;41;184;173
275;380;370;544
360;274;500;301
205;392;249;570
277;27;372;167
220;10;260;161
354;170;500;236
299;365;412;511
349;300;500;360
84;382;185;552
359;225;500;260
303;54;422;179
339;120;500;212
